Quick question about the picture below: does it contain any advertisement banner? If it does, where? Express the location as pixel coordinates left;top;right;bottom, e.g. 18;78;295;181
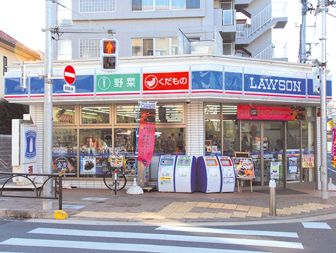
143;72;189;91
137;102;156;166
237;105;305;121
96;74;140;93
192;71;223;90
232;157;255;179
332;128;336;166
270;162;281;180
80;156;96;175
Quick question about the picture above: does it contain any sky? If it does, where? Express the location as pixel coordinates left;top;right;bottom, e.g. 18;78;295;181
0;0;335;82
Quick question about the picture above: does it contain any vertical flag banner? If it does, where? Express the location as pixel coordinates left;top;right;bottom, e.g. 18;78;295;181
137;101;156;166
332;127;336;167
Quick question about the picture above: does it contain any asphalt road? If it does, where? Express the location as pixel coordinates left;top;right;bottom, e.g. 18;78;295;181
0;218;335;253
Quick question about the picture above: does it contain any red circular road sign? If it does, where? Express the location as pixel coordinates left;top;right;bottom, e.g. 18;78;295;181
64;65;76;85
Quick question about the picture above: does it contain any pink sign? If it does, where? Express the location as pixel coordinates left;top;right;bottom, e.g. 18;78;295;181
237;105;301;121
332;128;336;162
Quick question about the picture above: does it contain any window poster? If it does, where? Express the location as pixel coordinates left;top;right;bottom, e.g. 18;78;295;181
81;156;96;175
232;157;255;179
288;157;298;174
270;161;281;180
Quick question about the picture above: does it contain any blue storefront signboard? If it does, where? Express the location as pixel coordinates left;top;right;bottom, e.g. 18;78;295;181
29;75;94;94
307;79;332;97
244;74;306;96
224;72;243;92
5;78;28;95
192;71;223;90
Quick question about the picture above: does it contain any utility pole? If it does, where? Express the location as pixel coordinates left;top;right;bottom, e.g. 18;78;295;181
43;0;54;209
319;0;328;199
300;0;308;63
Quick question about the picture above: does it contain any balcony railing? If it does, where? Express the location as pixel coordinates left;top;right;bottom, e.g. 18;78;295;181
236;2;287;40
254;43;287;60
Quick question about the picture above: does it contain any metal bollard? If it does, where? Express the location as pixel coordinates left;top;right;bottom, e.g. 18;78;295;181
269;179;276;216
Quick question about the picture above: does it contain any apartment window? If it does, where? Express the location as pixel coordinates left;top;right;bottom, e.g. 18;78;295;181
186;0;200;9
132;0;199;11
79;39;100;58
223;43;233;55
57;0;72;25
3;56;7;75
80;0;115;12
58;40;72;60
143;39;154;56
132;37;178;56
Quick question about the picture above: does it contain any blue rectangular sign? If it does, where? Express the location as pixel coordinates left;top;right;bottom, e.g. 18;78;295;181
192;71;223;90
53;75;94;93
4;78;28;95
244;74;306;96
224;72;243;91
30;77;44;94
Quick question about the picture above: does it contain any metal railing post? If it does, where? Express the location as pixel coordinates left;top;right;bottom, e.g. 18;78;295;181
269;179;276;216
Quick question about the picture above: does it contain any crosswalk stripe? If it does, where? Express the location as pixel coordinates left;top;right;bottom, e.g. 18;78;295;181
29;227;304;249
156;225;299;238
0;238;271;253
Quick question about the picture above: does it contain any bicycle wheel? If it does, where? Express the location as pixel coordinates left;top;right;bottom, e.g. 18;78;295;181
117;174;127;190
103;171;127;191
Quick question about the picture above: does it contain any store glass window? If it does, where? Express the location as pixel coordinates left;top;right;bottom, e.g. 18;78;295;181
132;0;142;10
205;104;221;154
302;121;315;182
52;129;77;176
143;0;154;10
53;106;76;124
114;128;136;153
155;128;185;154
81;106;110;124
155;38;169;56
157;104;184;123
116;105;138;123
79;129;112;177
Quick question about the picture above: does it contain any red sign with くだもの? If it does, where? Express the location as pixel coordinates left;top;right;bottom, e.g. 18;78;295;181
143;72;189;91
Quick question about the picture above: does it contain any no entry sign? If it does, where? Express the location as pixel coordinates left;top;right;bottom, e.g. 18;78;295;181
64;65;76;85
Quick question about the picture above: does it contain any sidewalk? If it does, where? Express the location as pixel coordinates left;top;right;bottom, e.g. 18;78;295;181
1;184;336;223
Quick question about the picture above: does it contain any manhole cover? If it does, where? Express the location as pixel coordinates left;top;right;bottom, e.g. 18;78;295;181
113;202;141;207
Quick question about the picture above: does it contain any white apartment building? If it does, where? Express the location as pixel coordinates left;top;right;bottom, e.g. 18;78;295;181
55;0;288;60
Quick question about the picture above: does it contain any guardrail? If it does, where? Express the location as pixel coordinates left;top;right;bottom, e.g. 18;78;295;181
0;172;63;210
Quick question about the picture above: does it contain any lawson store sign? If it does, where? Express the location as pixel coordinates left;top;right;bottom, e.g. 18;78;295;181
4;70;332;99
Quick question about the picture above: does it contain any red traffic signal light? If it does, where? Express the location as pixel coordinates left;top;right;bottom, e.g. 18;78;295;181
103;40;116;54
101;38;118;72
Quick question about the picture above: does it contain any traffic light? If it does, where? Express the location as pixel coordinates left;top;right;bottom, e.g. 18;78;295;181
101;38;118;71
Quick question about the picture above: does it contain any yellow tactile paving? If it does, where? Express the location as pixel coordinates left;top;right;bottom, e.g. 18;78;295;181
235;205;250;212
246;211;262;218
183;212;202;219
199;212;217;219
223;204;237;210
196;202;211;208
231;211;247;218
215;212;232;219
209;203;224;209
157;203;180;215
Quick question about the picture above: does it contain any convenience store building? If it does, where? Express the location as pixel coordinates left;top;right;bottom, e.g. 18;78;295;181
4;55;332;189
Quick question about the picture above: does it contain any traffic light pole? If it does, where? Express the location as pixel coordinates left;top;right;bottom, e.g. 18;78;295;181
43;0;54;209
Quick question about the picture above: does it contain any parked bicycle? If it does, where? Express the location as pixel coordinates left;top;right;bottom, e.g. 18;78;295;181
103;154;127;194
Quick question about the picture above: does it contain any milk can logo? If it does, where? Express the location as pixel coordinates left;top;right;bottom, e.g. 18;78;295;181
25;130;36;159
144;75;158;89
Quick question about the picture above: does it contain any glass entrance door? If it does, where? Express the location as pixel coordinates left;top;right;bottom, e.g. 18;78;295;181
263;121;285;186
241;121;262;184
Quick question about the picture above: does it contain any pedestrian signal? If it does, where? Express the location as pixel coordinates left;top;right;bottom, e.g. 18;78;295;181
101;38;118;71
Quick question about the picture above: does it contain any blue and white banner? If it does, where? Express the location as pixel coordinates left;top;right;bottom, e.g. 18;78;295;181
224;72;243;92
244;74;306;96
192;71;223;90
4;78;28;95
